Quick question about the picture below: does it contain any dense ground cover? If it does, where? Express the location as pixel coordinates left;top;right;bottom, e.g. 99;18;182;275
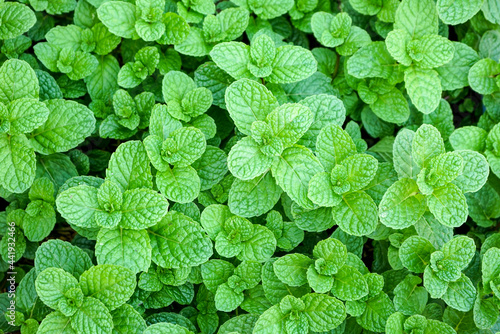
0;0;500;333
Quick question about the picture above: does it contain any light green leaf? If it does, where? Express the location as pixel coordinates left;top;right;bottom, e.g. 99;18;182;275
473;291;499;329
404;67;442;114
453;150;489;193
156;166;200;203
307;266;334;293
35;267;79;309
85;55;120;102
110;304;147;334
307;172;341;207
468;58;500;95
162;70;196;103
227;137;274;180
0;2;36;40
399;236;435;273
215;283;244;312
297;94;346;150
356;292;395;332
423;152;464;189
217;7;249;42
394;0;438;38
302;293;346;332
423;265;448;298
97;1;137;39
210;42;254;80
379;178;426;229
449;126;487;152
200;204;231;239
0;59;39;104
371;88;410;124
120;188;168;229
442;236;476;270
148;211;213;268
0;134;36;193
35;239;92;279
272;145;323;209
248;0;294;20
437;0;483;25
239;224;276;262
349;0;383;15
342;153;378;191
333;191;378;236
273;253;313;287
174;27;211;57
252;305;286;334
436;42;479;91
385;29;412;66
37;311;75;334
228;172;282;218
442;274;476;312
106;140;152;192
192;145;227;191
162;12;190;45
95;228;152;274
225;78;278;135
414;212;453;249
316;124;357;172
7;98;49;135
266;103;313;148
347;42;396;79
23;200;56;242
268;45;317;83
331;265;369;301
412;124;445;168
72;297;113;334
79;264;136;311
393;129;420;178
29;99;95;155
56;185;100;229
482;247;500;288
483;0;500;24
427;183;468;227
201;259;235;292
144;322;194;334
394;275;428;315
414;34;455;69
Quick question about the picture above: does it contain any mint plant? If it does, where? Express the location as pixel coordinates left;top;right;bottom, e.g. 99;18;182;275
1;0;500;333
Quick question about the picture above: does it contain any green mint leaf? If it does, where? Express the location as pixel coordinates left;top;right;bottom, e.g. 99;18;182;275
394;0;439;38
271;145;323;209
148;211;213;268
79;264;136;311
302;293;346;332
228;172;282;218
0;2;36;40
379;178;426;229
404;67;442;114
29;99;96;155
399;236;435;273
273;253;313;287
156;166;201;203
72;297;113;334
97;1;138;39
225;78;278;135
333;191;378;236
35;267;79;309
437;0;483;25
35;239;92;279
0;133;36;193
95;228;152;274
106;140;153;192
